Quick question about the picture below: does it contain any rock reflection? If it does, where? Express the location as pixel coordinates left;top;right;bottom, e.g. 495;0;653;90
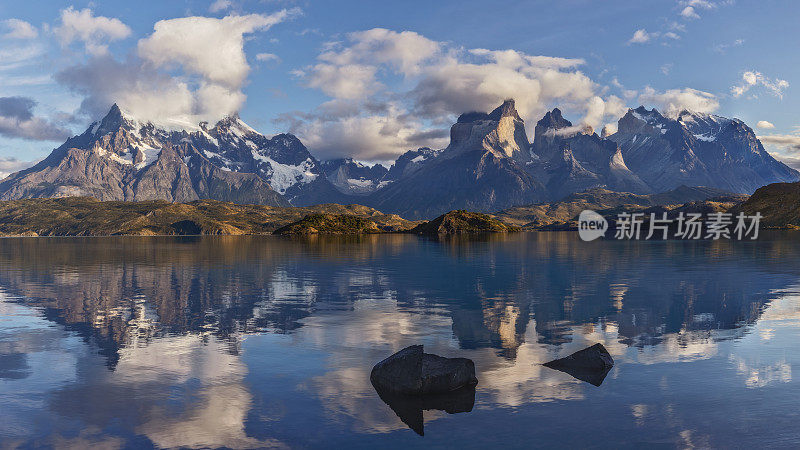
373;385;476;436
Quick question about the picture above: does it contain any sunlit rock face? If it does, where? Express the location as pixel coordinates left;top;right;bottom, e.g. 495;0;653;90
367;100;547;219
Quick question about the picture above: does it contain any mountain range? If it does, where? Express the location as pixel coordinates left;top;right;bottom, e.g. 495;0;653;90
1;100;796;219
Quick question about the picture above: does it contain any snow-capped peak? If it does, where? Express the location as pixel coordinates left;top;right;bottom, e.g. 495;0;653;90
677;110;733;142
620;106;671;135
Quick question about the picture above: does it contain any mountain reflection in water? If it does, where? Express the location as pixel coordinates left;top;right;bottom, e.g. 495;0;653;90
1;233;800;448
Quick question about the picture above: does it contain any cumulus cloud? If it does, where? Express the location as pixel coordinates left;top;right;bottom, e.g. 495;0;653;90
680;6;701;19
628;29;655;44
209;0;232;13
277;101;446;161
2;19;38;39
756;120;775;129
138;12;296;88
57;10;296;128
54;7;132;55
679;0;719;19
638;86;719;117
731;71;789;99
288;28;628;160
55;56;200;128
306;28;439;100
0;96;72;141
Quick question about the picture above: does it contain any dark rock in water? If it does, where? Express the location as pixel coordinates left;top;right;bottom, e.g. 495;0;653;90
374;385;476;436
370;345;478;395
421;352;478;394
543;343;614;387
370;345;424;395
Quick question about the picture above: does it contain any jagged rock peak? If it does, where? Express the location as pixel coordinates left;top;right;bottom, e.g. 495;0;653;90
537;108;572;130
632;105;660;116
488;99;522;121
456;99;522;123
96;103;136;133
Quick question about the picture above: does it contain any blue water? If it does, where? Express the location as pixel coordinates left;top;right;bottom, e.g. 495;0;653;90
1;233;800;448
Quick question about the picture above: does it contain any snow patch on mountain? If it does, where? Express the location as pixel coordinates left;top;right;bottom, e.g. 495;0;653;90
252;151;318;194
678;110;734;142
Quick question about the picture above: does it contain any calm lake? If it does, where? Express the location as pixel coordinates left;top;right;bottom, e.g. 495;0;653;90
1;233;800;448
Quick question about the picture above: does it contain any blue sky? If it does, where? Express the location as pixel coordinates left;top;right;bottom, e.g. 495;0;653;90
0;0;798;172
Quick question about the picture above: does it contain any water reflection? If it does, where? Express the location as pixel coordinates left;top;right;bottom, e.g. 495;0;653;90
374;386;476;436
0;233;799;447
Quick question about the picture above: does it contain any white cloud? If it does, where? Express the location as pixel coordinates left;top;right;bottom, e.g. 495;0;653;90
759;133;800;169
306;28;440;100
628;28;656;44
756;120;775;129
279;101;448;161
0;157;37;179
320;28;440;76
680;0;717;9
306;63;379;100
731;70;789;99
57;10;297;128
2;19;38;39
758;134;800;152
638;86;719;117
138;12;297;88
289;28;632;160
680;6;701;19
760;132;800;169
660;63;673;75
54;7;132;56
209;0;232;13
255;52;280;63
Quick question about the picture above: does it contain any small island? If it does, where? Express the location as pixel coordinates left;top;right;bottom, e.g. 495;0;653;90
273;214;384;235
411;210;520;235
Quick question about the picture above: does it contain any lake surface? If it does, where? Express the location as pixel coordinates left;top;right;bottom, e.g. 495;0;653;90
1;233;800;448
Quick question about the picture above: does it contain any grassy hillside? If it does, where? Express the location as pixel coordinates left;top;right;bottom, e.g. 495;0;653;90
273;214;383;235
412;210;520;234
0;197;420;236
496;186;747;228
731;182;800;228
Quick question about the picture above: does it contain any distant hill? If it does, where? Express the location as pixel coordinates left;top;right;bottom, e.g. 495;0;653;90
495;185;747;227
412;210;520;235
0;198;418;236
731;181;800;228
273;214;383;235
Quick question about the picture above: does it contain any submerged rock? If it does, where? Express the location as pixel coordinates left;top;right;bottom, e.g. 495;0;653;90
370;345;478;395
543;343;614;386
